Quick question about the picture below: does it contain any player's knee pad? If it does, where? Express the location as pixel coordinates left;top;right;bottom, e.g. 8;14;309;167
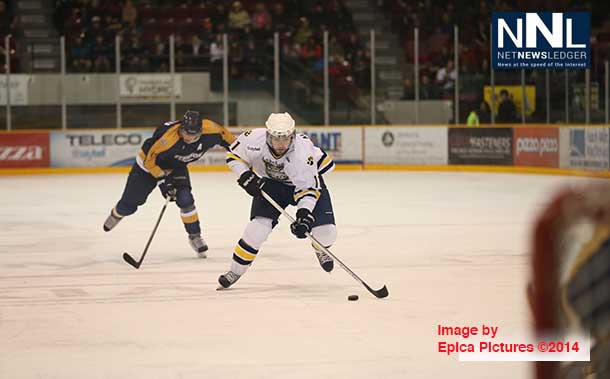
176;188;194;209
311;224;337;247
242;217;273;249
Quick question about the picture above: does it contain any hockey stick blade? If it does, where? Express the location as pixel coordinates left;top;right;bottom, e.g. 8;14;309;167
365;283;389;299
123;252;141;269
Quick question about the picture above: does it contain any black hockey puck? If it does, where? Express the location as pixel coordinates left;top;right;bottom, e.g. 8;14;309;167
348;294;359;301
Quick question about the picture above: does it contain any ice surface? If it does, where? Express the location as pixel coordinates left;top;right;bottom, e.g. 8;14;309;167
0;171;602;378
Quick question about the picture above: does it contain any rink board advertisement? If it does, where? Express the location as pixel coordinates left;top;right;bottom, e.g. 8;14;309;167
0;75;29;105
50;130;153;167
0;132;50;168
365;127;448;165
559;127;609;171
299;127;362;164
119;74;182;99
513;127;559;167
449;128;513;165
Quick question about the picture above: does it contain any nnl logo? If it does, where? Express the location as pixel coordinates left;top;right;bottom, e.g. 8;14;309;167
492;12;590;70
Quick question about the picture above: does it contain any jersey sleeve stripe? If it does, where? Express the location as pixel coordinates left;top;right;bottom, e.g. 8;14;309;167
226;152;246;164
294;189;321;202
317;152;334;175
317;153;330;168
318;161;335;175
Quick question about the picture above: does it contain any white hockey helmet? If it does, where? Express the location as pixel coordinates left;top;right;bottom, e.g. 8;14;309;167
265;112;295;157
265;112;295;137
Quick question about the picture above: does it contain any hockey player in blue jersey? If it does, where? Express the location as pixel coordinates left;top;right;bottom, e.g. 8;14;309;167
103;110;235;258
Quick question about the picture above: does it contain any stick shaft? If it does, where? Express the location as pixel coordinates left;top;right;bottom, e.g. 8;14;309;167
124;196;171;269
138;196;171;264
260;190;388;298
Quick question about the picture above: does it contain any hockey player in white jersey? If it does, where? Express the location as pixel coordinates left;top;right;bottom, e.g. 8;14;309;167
218;112;337;288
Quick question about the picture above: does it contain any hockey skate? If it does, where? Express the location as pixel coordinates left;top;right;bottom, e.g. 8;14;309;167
103;211;122;232
315;250;334;272
189;234;208;258
218;271;241;289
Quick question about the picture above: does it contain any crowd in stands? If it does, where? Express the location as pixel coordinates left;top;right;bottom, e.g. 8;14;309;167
53;0;369;97
385;0;609;122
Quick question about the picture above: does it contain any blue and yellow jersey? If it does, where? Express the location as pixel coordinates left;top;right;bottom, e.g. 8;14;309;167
137;119;235;178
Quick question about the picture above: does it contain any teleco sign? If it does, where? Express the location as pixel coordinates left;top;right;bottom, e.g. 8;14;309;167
513;127;559;167
50;130;153;167
66;133;143;146
0;133;50;168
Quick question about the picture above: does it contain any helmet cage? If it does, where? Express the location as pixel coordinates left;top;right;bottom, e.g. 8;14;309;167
266;129;294;157
181;110;202;138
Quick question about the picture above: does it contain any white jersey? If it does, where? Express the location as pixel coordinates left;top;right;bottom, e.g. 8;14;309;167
226;128;335;211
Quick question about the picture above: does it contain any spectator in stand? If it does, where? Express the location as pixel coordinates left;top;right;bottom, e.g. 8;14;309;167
92;35;112;72
299;37;322;67
228;1;250;34
478;100;491;123
309;2;328;32
209;3;226;33
293;17;312;45
191;35;203;57
174;34;189;67
270;3;289;32
201;16;214;34
149;34;167;71
87;16;107;44
466;101;481;126
352;49;369;88
402;78;414;100
70;36;92;72
496;89;517;123
251;2;271;39
122;20;142;39
439;12;453;35
282;39;301;63
104;15;122;37
122;0;137;25
436;60;456;96
210;34;223;63
210;34;224;81
343;32;362;63
229;38;244;78
124;35;145;72
419;74;438;99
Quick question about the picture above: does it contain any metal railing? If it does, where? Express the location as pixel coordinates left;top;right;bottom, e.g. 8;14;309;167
3;28;609;130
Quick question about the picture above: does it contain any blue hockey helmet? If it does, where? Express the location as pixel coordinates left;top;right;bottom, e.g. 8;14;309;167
181;110;202;135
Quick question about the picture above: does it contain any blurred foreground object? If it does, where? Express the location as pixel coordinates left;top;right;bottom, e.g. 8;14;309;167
531;184;610;378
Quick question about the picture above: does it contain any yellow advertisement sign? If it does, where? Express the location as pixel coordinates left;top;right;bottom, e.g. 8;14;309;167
484;85;536;116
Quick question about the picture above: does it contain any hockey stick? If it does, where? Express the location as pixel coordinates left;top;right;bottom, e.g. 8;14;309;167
260;190;389;299
123;195;172;269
